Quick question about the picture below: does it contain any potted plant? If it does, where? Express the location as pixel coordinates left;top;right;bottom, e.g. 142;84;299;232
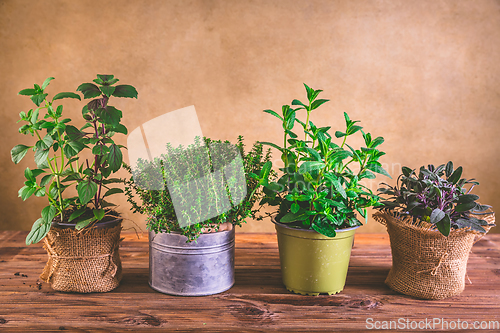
375;162;495;299
11;75;138;293
125;136;271;296
258;84;390;295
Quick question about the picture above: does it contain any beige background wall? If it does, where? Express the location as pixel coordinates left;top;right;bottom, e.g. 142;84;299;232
1;0;498;234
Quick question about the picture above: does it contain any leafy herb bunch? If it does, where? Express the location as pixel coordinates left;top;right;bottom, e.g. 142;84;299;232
125;136;272;242
11;75;138;245
259;84;390;237
378;162;495;236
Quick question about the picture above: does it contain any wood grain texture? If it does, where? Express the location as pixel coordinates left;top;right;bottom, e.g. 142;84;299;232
0;232;499;332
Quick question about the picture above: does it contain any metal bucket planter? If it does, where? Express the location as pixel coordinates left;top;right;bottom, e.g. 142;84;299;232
149;228;235;296
274;222;358;296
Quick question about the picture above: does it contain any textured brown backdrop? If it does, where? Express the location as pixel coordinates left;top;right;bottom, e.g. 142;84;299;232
1;0;498;234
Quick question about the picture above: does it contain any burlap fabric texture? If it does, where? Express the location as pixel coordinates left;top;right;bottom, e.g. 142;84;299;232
373;211;494;300
40;222;123;293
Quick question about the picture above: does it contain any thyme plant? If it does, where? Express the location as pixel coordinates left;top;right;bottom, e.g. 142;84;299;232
125;136;272;242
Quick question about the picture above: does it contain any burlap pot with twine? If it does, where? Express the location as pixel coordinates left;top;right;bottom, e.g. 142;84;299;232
40;221;123;293
373;211;494;300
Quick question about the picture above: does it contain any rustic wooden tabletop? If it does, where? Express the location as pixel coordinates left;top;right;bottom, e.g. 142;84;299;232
0;231;499;332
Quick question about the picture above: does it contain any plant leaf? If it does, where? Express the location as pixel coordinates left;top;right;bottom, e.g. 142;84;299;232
69;208;87;222
77;180;98;205
26;218;51;245
279;212;308;223
112;85;138;98
100;85;116;97
298;161;325;174
107;144;123;172
447;166;462;184
41;77;55;90
455;201;477;212
366;163;391;178
77;83;101;99
436;214;451;236
93;209;105;221
11;144;30;164
430;208;445;224
41;205;56;224
52;92;81;101
18;88;37;96
104;188;124;197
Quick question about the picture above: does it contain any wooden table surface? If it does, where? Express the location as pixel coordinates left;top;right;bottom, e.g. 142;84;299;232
0;231;499;332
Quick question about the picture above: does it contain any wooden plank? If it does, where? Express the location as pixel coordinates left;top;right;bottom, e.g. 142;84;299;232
0;232;498;332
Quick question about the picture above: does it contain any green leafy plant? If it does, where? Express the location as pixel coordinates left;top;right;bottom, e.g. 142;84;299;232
378;162;495;236
258;84;390;237
11;75;138;245
125;136;272;242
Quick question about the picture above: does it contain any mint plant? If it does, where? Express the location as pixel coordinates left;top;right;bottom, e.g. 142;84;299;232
11;75;138;245
259;84;390;237
125;136;272;242
378;162;495;236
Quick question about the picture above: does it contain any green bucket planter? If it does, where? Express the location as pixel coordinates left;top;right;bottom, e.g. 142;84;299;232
274;222;359;296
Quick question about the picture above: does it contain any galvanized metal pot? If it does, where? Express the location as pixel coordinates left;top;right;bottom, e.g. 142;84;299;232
274;222;359;296
149;228;235;296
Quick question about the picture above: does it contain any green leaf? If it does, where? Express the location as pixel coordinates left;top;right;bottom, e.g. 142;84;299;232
332;179;347;199
31;94;47;107
311;219;336;237
455;201;477;212
63;140;85;158
100;85;116;97
280;212;309;223
40;174;53;186
107;144;123;172
77;83;101;99
430;208;445;224
26;218;51;245
402;166;413;177
259;161;272;181
370;136;384;148
335;131;346;138
41;77;55;90
41;205;56;224
75;216;95;230
457;194;480;203
448;166;462;184
34;148;49;168
11;144;30;164
92;145;110;155
96;106;122;126
69;208;87;222
53;92;81;101
366;163;391;178
291;203;300;214
104;188;124;197
436;214;451;236
24;167;34;182
65;125;85;141
112;84;138;98
77;180;98;205
18;88;37;96
97;74;114;82
298;161;325;174
93;209;105;221
259;141;283;151
310;99;329;110
445;161;453;177
347;125;363;136
39;134;53;150
19;186;36;201
359;170;376;180
110;123;128;135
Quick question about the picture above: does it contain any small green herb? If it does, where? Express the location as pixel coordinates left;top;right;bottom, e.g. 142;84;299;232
259;84;390;237
125;136;272;242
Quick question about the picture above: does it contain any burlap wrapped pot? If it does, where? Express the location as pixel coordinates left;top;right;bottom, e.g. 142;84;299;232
40;221;123;293
374;211;494;300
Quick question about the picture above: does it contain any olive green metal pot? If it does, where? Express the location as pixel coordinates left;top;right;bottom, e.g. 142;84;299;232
274;222;359;296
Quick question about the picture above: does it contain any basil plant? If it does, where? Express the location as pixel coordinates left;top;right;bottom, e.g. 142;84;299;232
258;84;390;237
11;75;138;245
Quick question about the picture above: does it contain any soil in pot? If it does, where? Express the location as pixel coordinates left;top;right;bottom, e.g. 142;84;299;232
274;221;358;296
